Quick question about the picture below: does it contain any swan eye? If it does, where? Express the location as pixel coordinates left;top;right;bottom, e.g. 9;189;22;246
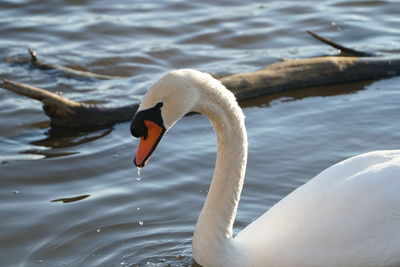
130;119;148;139
130;102;165;139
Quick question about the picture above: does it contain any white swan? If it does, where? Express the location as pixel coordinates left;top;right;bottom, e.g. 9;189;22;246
130;69;400;267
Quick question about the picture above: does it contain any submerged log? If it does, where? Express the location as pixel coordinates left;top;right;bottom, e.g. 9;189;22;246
28;49;123;80
2;55;400;129
221;56;400;101
0;79;138;128
1;32;400;129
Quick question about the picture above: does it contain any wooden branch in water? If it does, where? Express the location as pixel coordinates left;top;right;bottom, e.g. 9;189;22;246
28;49;123;80
0;79;138;128
220;56;400;101
23;31;371;80
2;31;400;129
306;30;376;57
2;55;400;129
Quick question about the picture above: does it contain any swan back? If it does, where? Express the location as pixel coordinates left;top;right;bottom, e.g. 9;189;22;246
235;150;400;266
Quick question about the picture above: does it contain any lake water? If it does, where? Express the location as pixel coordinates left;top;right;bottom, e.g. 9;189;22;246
1;0;400;266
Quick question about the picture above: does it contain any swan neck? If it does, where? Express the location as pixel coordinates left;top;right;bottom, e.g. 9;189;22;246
193;95;247;261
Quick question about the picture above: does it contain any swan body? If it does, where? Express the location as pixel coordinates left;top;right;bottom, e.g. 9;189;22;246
130;69;400;267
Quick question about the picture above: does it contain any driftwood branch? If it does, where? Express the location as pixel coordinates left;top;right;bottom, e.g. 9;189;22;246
22;31;373;81
220;56;400;100
1;79;138;128
1;32;399;129
306;30;376;57
28;49;123;80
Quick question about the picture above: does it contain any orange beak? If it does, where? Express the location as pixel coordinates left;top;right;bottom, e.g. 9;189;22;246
134;120;165;167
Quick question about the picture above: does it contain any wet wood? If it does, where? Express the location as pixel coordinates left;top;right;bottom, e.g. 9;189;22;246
2;55;400;129
220;56;400;101
0;79;138;128
23;31;374;80
28;49;122;80
1;32;400;129
306;30;377;57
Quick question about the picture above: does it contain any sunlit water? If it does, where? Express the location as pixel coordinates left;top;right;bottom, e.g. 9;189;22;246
1;1;400;266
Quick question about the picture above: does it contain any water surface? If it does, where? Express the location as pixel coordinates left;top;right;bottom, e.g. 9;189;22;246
1;1;400;266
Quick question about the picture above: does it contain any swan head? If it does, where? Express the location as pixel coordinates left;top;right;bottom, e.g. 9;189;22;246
130;69;215;167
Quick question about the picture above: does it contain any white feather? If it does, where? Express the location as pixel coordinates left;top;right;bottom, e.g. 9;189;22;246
139;69;400;267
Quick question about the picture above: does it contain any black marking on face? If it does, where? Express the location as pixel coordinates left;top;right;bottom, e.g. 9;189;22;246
130;102;165;139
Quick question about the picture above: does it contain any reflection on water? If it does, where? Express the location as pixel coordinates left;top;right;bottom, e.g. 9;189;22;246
20;127;113;159
51;194;91;203
20;149;79;159
240;79;372;108
1;0;400;266
31;127;113;149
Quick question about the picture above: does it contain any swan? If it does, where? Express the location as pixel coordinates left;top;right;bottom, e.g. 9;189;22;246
129;69;400;267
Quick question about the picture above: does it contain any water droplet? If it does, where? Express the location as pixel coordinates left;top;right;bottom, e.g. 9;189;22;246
13;190;19;194
112;154;119;159
136;167;142;181
137;207;141;211
138;220;143;226
37;259;43;263
120;260;126;265
176;254;185;260
96;228;101;233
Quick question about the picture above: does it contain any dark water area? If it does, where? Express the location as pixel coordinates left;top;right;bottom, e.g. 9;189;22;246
1;1;400;266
